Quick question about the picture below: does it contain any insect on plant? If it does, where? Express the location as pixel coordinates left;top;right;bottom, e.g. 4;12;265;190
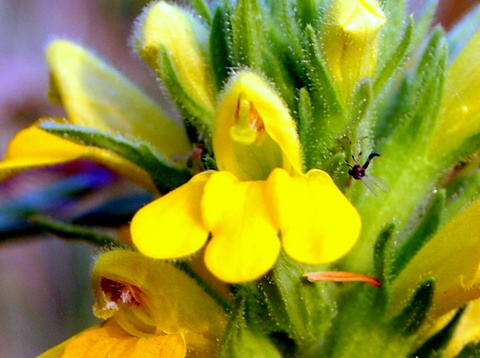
347;152;389;195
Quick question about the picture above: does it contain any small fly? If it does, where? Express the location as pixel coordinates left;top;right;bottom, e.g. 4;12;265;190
347;152;389;195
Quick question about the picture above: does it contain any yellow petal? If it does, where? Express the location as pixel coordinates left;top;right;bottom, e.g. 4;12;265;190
201;171;281;282
38;320;187;358
430;29;480;156
213;71;303;181
389;198;480;318
131;172;211;259
46;40;191;159
0;121;156;191
444;298;480;358
92;250;227;355
133;1;215;116
267;168;361;264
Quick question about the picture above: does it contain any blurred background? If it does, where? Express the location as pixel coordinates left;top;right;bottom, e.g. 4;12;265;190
0;0;478;356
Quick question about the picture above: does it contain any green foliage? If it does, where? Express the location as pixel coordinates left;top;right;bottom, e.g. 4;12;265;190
390;278;435;335
39;122;192;193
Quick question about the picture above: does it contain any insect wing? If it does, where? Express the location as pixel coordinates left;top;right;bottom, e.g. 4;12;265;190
365;174;390;193
360;175;378;196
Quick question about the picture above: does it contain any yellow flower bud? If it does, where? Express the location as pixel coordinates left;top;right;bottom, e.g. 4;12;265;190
133;1;215;118
320;0;386;101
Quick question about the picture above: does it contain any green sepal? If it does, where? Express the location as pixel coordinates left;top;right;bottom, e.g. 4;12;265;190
210;6;233;92
303;25;345;117
30;215;126;248
297;87;320;170
390;190;446;278
220;288;283;358
259;254;336;356
410;0;438;54
374;222;395;285
455;341;480;358
377;0;406;68
374;76;410;144
389;28;447;151
439;132;480;170
373;16;413;96
348;79;373;141
158;45;214;142
39;122;192;193
230;0;265;68
390;278;435;335
295;0;318;29
189;0;212;24
411;307;465;358
444;157;480;222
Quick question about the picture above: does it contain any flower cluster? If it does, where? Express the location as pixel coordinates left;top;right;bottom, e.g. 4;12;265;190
1;0;480;357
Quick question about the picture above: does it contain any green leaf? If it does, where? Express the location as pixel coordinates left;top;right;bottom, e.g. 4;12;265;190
377;0;406;69
189;0;212;24
220;291;283;358
390;190;446;278
210;6;233;92
259;254;335;356
31;215;125;248
303;25;345;117
443;157;480;223
40;122;192;193
390;278;435;335
230;0;265;68
410;0;439;53
373;16;413;96
390;28;447;150
374;223;395;284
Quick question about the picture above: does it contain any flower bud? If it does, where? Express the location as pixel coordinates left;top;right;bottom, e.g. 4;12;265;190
133;1;216;124
320;0;386;101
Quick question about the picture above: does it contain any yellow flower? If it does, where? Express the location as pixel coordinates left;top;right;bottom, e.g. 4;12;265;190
389;198;480;319
430;29;480;157
320;0;386;101
131;72;361;283
0;40;191;191
443;297;480;357
39;250;227;358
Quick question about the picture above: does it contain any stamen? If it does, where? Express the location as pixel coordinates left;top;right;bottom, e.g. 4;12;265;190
303;271;381;287
100;278;141;306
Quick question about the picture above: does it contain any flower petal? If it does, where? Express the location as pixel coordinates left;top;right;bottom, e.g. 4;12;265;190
92;250;227;355
431;29;480;156
131;173;211;259
444;297;480;357
201;171;281;282
390;198;480;318
0;121;156;191
213;72;303;180
46;40;191;159
38;320;187;358
267;168;361;264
